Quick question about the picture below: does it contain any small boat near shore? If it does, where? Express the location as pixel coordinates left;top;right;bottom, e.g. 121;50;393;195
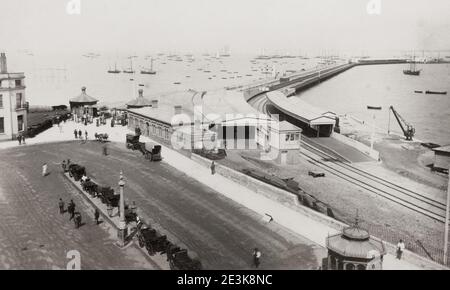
414;90;423;93
425;90;447;95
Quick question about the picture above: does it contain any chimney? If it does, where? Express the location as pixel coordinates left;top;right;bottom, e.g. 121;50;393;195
174;105;182;115
81;86;87;93
151;100;158;108
138;89;143;98
0;53;7;73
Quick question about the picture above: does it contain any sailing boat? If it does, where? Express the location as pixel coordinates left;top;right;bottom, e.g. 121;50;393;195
403;55;421;76
141;58;156;75
107;62;121;74
123;58;135;74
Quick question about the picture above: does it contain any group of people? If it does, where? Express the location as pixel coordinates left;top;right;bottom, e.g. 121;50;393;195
74;129;88;140
58;198;101;229
17;133;26;145
58;198;82;228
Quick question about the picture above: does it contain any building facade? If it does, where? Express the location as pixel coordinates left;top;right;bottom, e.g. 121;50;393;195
0;53;27;141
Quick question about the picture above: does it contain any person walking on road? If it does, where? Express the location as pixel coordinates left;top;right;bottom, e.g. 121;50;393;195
22;134;25;144
74;129;78;139
85;130;88;140
42;163;48;177
103;144;108;156
18;134;22;145
253;248;261;268
58;198;65;214
68;200;76;220
74;212;82;229
78;129;82;140
210;161;216;175
396;239;405;260
94;208;100;225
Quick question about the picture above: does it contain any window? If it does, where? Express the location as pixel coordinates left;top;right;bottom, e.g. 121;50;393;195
15;80;22;87
0;94;3;108
285;134;290;141
290;134;294;141
16;93;23;109
0;117;4;133
294;134;300;140
17;115;24;131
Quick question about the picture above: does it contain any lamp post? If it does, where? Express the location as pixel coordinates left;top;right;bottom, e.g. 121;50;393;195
367;106;382;156
117;170;127;247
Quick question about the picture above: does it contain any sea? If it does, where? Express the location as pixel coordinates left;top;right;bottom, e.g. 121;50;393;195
5;51;450;145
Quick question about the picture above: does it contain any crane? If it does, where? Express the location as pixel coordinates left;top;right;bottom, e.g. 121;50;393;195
388;106;415;141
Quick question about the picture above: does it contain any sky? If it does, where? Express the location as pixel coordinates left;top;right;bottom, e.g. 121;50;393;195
1;0;449;55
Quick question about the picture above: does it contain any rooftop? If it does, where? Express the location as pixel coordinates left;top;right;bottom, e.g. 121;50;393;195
126;89;152;108
70;87;98;104
128;89;271;126
266;91;336;126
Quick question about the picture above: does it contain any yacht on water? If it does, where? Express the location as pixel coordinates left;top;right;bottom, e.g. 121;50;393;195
403;56;421;76
123;58;135;74
107;63;121;74
141;58;156;75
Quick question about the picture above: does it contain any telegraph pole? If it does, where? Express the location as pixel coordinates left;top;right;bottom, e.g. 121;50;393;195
444;172;450;265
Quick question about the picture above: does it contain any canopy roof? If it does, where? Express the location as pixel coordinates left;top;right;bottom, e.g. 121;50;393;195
70;87;98;104
326;221;386;260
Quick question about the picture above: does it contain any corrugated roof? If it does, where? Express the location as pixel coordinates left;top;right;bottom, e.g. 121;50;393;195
266;91;336;126
69;87;98;103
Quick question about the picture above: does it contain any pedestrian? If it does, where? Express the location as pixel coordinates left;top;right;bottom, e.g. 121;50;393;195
58;198;65;214
94;208;100;225
62;160;67;172
210;161;216;175
42;163;48;177
68;200;76;220
18;134;22;145
103;144;108;156
74;212;82;229
78;129;82;139
22;134;25;144
253;248;261;268
85;130;88;140
396;239;405;260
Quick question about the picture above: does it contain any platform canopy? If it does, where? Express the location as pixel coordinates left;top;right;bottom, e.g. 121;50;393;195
69;86;98;108
266;91;336;126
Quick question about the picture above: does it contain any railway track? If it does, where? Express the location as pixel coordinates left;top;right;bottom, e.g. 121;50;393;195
299;141;447;223
246;76;447;224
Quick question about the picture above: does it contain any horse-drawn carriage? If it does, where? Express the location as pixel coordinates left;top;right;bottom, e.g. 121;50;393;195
68;164;86;181
166;244;202;270
126;134;162;161
141;142;162;161
126;134;143;150
137;224;170;256
94;133;109;142
81;179;119;207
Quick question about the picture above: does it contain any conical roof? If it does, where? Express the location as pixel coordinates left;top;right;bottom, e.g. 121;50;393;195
126;89;152;108
70;87;98;103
